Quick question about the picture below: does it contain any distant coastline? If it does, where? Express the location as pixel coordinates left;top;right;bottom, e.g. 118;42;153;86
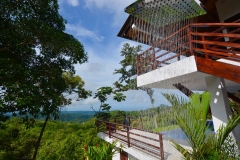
58;111;95;122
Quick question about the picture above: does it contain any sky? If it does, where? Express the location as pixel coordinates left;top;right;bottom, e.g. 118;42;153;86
57;0;188;111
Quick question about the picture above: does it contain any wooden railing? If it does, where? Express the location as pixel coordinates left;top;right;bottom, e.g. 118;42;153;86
136;22;240;76
96;119;164;159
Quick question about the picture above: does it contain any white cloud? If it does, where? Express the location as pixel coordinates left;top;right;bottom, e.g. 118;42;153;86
66;23;104;42
83;0;135;26
58;0;80;7
81;96;99;105
67;0;79;6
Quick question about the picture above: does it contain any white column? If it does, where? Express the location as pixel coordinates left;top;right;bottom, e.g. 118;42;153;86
205;76;240;146
205;76;231;131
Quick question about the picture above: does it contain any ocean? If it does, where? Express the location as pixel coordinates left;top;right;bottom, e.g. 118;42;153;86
58;111;95;122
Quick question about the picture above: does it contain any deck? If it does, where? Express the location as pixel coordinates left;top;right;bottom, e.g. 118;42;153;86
96;120;191;160
136;22;240;85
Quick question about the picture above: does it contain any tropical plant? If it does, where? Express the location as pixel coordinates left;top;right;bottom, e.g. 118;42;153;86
83;140;120;160
93;86;126;120
164;92;240;160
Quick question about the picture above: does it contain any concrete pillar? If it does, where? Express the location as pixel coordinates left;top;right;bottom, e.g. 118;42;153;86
205;76;240;146
205;76;231;131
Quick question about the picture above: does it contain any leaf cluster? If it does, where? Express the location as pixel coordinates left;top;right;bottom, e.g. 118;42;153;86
83;140;119;160
164;92;240;160
93;87;126;120
113;43;141;91
0;0;88;126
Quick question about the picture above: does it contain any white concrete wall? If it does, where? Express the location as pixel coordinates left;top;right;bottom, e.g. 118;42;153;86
137;56;199;88
205;76;232;131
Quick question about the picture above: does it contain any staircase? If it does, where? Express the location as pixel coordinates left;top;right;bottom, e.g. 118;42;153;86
136;21;240;84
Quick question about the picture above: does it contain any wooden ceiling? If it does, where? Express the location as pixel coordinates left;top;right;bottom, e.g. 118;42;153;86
118;0;220;43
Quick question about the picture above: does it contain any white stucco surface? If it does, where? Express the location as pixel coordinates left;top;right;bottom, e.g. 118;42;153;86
137;56;240;92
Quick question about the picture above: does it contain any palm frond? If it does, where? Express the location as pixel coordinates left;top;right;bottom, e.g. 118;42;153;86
170;139;193;159
215;114;240;149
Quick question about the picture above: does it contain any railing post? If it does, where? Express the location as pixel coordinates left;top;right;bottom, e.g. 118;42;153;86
159;133;164;160
201;35;209;59
127;126;130;147
136;55;139;76
187;26;194;56
128;117;131;127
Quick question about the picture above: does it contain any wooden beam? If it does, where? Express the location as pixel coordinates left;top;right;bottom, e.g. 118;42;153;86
227;92;240;104
193;48;240;61
196;57;240;84
191;23;240;27
173;83;193;97
191;32;240;38
192;40;240;49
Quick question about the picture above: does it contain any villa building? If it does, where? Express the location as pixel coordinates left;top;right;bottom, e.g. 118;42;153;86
98;0;240;159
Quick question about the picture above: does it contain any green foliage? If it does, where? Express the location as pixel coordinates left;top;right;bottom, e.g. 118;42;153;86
62;72;92;105
83;140;119;160
111;110;127;118
113;43;157;128
164;92;240;160
0;118;102;160
93;87;126;120
113;43;142;91
220;135;240;159
0;0;88;126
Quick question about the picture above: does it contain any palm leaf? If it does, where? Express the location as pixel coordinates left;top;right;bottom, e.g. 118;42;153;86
170;139;193;159
164;92;216;159
215;114;240;149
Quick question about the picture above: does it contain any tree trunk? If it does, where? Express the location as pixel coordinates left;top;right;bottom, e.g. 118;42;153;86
146;88;158;128
152;103;158;128
32;116;49;160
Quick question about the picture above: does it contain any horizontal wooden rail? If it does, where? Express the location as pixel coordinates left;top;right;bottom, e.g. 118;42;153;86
136;21;240;84
96;119;164;159
190;23;240;27
192;40;240;49
191;32;240;38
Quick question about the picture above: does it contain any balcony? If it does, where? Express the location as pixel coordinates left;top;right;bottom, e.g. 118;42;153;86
96;118;192;160
96;119;164;159
136;22;240;91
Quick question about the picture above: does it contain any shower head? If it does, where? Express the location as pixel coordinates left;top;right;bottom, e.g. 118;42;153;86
125;0;207;27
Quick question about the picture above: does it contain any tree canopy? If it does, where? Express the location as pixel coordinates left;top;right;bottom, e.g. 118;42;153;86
93;86;126;119
0;0;88;126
